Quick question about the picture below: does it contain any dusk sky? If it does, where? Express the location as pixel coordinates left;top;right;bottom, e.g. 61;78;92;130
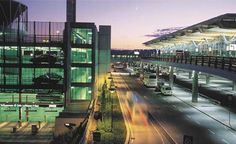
19;0;236;49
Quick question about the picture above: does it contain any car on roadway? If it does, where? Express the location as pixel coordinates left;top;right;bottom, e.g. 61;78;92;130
160;85;172;96
33;73;62;84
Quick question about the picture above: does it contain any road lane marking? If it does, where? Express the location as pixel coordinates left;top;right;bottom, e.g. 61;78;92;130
207;129;215;135
222;139;230;144
149;119;166;144
187;115;191;119
195;120;200;125
230;131;236;137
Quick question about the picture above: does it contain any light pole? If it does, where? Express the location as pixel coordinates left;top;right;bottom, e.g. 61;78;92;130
228;95;232;127
56;30;60;41
109;80;116;132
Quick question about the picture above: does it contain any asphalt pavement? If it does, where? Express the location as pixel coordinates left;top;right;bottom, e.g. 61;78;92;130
113;73;236;144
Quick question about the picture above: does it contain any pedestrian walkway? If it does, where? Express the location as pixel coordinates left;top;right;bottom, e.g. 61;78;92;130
169;83;236;130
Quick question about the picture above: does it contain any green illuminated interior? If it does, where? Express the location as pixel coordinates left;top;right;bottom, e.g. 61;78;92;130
71;28;93;44
70;28;94;101
71;48;92;63
0;106;63;122
70;87;92;101
71;67;92;83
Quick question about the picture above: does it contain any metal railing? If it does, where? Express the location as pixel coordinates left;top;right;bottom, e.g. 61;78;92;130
142;55;236;72
0;21;64;44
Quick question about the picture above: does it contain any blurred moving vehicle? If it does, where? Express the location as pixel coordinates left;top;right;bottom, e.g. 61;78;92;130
126;91;148;124
33;73;62;84
30;54;60;64
160;85;172;96
143;73;157;87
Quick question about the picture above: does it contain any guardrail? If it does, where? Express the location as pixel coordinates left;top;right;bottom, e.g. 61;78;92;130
142;55;236;72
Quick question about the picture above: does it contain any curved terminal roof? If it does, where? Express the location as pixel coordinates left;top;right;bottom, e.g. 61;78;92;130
143;13;236;49
0;0;27;26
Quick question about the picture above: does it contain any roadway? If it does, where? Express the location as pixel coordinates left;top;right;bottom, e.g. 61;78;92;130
113;71;236;144
114;75;171;144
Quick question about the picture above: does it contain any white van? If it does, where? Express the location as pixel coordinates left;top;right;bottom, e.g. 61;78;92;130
160;85;172;96
143;73;157;87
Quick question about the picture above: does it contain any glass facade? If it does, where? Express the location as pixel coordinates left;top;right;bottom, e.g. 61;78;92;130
71;28;93;44
70;87;92;101
71;48;92;63
0;22;98;122
71;67;92;83
70;26;94;101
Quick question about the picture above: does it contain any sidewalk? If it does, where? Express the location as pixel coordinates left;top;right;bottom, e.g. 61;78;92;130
169;85;236;130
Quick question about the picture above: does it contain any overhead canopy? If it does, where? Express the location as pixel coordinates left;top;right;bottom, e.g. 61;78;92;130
0;0;28;26
143;13;236;49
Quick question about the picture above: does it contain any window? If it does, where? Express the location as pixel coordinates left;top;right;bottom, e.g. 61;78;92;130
71;67;92;83
22;68;34;84
70;87;92;100
71;28;92;45
4;68;19;85
71;48;92;63
4;46;18;64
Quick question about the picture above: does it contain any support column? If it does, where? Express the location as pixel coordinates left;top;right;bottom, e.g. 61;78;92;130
192;71;199;103
140;62;144;71
26;107;29;122
188;71;192;79
233;81;236;91
156;64;159;81
148;63;151;71
169;66;174;88
176;68;179;75
206;74;210;85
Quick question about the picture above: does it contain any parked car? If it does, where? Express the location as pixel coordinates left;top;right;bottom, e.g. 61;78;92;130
30;54;59;64
33;73;62;84
160;85;172;96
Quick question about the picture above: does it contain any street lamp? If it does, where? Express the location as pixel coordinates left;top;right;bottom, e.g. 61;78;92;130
56;30;60;41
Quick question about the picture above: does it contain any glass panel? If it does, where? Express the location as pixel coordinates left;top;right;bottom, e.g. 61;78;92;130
0;67;3;85
71;28;92;44
35;68;49;77
0;46;3;63
71;67;92;83
5;46;18;63
22;46;34;64
71;48;92;63
22;68;34;85
4;68;19;85
70;87;92;101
